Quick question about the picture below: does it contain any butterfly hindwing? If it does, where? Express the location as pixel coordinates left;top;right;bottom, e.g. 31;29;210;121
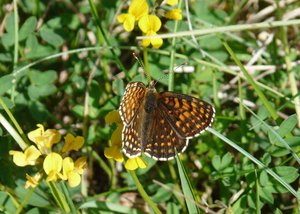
122;108;143;158
144;108;188;161
158;92;215;138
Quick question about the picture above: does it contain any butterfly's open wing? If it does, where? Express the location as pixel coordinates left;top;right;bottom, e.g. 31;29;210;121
144;109;188;161
158;92;215;138
122;108;143;158
119;82;146;125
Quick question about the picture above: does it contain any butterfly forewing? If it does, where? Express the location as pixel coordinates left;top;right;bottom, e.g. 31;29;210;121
144;108;187;161
158;92;215;138
119;82;146;125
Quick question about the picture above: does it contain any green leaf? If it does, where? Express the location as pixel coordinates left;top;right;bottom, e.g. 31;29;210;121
25;34;39;55
259;171;269;186
40;29;64;47
0;97;14;109
269;115;298;145
25;45;55;59
6;13;15;33
28;70;57;85
212;153;233;171
19;16;37;41
0;53;12;62
112;79;124;96
72;105;84;117
274;166;299;183
210;51;228;62
268;128;278;145
275;208;283;214
46;17;62;29
250;106;269;132
0;74;13;95
270;136;300;157
278;114;297;137
28;84;57;100
2;33;15;48
221;152;233;169
152;184;174;203
149;64;169;86
212;155;221;170
199;36;222;49
14;180;51;207
260;186;274;204
2;13;15;48
261;153;271;165
29;101;50;121
15;93;28;106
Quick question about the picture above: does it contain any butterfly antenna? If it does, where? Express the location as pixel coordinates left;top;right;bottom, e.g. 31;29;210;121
133;53;150;82
156;62;188;85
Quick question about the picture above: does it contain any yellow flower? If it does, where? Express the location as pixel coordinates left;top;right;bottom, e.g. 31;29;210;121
111;125;123;147
74;157;87;174
105;110;123;125
9;145;41;167
43;152;63;182
125;157;147;170
105;110;124;162
10;124;86;189
25;173;42;189
27;124;44;141
104;145;124;162
165;9;182;20
61;157;86;187
138;15;163;48
117;0;149;32
62;133;84;153
28;124;61;154
166;0;178;6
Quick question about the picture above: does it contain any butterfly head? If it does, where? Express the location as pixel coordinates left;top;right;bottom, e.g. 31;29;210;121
148;80;157;92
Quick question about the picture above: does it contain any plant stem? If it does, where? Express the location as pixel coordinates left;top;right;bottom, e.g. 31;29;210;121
0;113;27;150
0;98;30;145
128;170;162;214
137;19;300;40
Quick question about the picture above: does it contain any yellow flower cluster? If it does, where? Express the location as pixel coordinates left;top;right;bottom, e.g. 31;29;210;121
117;0;182;48
9;124;86;189
104;111;147;170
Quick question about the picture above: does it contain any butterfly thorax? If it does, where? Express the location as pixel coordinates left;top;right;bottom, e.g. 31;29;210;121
144;90;157;113
144;81;157;112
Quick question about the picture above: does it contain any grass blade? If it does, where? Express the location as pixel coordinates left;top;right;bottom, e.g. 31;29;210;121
223;41;278;120
175;155;199;214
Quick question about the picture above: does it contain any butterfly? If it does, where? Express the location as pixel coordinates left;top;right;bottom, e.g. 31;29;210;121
119;81;215;161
